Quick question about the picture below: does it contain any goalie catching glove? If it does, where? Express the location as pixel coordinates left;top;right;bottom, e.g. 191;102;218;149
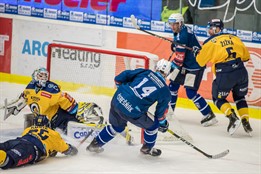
6;94;27;116
76;102;104;124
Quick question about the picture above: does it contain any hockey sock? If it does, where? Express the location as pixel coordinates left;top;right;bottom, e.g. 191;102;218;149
170;90;178;111
96;125;124;146
96;125;117;146
219;103;233;116
191;93;211;116
143;128;158;148
238;108;249;120
169;83;180;111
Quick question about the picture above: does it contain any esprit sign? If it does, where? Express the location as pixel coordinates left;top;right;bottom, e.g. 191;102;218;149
23;0;126;12
188;0;261;22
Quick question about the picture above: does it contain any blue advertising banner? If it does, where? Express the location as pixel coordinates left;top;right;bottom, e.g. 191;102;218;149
0;0;260;43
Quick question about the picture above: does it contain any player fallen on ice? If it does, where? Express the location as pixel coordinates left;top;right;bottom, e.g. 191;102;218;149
86;59;172;156
0;115;78;169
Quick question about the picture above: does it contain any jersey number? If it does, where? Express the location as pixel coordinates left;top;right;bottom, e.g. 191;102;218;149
133;78;156;99
226;47;237;60
29;129;49;140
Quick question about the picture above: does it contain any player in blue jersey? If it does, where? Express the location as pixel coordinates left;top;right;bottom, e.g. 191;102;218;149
167;13;217;127
87;59;172;156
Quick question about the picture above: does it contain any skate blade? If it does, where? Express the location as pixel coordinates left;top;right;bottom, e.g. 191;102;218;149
202;118;218;127
229;120;241;135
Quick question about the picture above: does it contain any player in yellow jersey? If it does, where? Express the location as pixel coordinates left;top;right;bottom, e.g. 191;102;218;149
4;67;134;144
0;115;78;169
5;67;104;133
193;19;253;136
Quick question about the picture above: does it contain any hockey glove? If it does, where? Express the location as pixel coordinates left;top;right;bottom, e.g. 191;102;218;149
192;46;200;57
63;144;78;156
170;43;176;52
49;150;58;157
171;62;179;70
158;119;169;133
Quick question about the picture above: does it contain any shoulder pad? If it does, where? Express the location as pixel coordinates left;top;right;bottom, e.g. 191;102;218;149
44;81;61;94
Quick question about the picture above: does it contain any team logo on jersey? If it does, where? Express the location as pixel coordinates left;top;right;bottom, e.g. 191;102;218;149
31;96;40;102
17;155;33;166
41;92;52;98
218;91;229;98
48;84;59;91
30;103;40;115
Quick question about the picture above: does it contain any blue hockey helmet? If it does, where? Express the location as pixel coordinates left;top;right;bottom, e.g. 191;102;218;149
207;19;224;30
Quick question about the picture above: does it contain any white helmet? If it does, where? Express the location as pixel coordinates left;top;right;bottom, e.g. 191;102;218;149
155;59;172;77
168;13;184;24
32;67;49;87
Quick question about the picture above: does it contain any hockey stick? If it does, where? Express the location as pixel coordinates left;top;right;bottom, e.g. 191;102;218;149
0;98;19;109
168;51;175;61
130;15;192;51
167;129;229;159
4;99;16;120
77;116;104;148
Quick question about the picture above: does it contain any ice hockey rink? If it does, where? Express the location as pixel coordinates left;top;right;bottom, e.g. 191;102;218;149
0;82;260;174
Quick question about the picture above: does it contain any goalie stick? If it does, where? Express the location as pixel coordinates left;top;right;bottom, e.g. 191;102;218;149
4;98;16;120
0;98;19;109
130;15;192;51
77;116;104;148
167;129;229;159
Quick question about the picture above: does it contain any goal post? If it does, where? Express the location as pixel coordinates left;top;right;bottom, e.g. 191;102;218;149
47;43;192;144
47;43;159;91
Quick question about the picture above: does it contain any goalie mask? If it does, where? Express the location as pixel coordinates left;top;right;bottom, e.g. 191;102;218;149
32;67;49;87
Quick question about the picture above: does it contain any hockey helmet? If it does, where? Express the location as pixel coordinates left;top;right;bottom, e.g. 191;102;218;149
32;67;49;87
207;19;224;30
155;59;172;77
33;115;50;127
168;13;184;24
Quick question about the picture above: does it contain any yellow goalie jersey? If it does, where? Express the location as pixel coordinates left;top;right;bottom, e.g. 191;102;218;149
196;33;250;72
22;126;70;158
22;81;77;120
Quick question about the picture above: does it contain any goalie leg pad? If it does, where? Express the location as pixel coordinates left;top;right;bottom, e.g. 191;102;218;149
77;102;103;123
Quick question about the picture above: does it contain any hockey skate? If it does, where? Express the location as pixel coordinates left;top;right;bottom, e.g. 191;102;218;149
226;109;241;135
140;144;162;157
201;111;218;127
241;118;253;136
86;138;104;153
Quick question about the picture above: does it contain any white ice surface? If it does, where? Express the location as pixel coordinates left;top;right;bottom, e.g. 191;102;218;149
0;82;260;174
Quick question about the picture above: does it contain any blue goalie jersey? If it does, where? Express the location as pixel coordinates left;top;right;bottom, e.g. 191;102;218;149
113;69;171;120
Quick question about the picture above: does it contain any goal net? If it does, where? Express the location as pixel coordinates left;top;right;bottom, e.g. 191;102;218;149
47;43;192;144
